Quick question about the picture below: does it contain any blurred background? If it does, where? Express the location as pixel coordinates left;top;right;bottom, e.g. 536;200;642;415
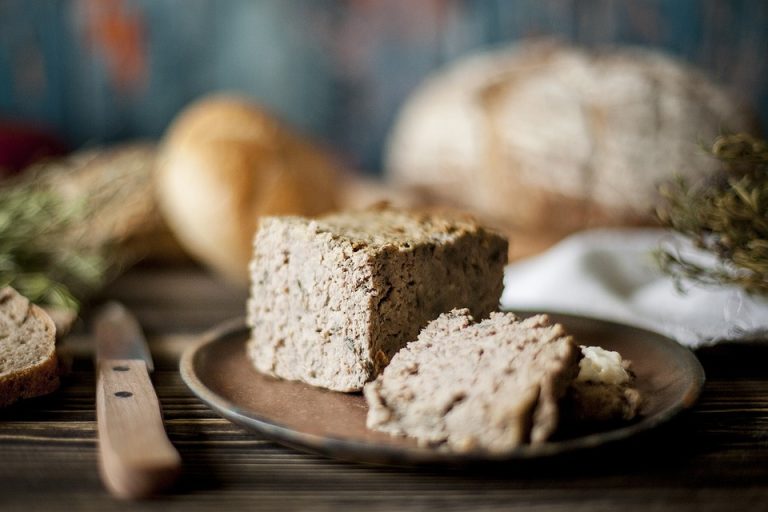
1;0;767;310
1;0;766;173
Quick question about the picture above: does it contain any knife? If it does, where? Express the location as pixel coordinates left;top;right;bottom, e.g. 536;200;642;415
93;302;181;499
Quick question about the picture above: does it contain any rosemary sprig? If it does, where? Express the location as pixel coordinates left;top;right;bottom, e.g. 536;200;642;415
655;133;768;295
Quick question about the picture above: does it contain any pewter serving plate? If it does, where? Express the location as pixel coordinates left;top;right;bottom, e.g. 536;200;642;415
180;313;705;465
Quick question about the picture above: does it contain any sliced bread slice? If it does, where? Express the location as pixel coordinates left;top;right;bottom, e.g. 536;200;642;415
0;287;59;407
363;309;582;453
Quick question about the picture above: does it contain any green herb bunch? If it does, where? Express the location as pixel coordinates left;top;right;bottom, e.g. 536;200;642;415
655;133;768;295
0;180;107;311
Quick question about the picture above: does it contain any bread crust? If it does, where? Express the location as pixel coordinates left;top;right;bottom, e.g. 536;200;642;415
0;350;59;407
0;289;59;407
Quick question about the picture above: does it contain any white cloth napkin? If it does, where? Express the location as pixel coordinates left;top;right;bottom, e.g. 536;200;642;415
501;228;768;348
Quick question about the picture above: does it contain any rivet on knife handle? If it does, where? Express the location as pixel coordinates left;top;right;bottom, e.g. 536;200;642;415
94;303;181;499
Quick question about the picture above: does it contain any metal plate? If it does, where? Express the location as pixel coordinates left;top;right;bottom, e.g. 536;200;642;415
180;314;705;465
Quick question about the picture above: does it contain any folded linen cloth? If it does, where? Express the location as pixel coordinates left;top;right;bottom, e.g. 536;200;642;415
501;229;768;348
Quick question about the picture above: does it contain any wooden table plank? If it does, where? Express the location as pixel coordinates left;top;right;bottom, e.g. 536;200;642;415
1;267;767;511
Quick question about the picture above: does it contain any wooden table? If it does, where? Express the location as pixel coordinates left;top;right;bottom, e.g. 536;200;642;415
2;266;768;511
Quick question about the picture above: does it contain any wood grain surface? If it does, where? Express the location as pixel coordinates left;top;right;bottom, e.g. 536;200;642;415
96;358;181;499
1;265;767;512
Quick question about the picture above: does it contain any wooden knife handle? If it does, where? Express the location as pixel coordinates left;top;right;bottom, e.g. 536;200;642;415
96;359;181;499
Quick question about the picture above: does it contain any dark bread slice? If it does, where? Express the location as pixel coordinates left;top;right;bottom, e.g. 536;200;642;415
0;287;59;407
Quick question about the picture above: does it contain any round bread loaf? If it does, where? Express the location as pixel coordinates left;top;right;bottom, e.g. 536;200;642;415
385;41;754;257
157;95;340;283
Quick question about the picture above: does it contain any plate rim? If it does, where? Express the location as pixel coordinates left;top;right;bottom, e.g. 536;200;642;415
180;313;706;465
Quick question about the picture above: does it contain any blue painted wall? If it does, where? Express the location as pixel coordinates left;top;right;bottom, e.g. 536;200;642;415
1;0;766;173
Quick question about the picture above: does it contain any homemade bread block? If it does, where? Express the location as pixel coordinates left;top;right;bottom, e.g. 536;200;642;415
0;287;59;407
246;208;508;392
364;309;581;452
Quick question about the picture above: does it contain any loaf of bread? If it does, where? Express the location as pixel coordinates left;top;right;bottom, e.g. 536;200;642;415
157;95;341;283
386;40;753;259
37;143;181;264
246;208;508;392
364;309;582;452
0;287;59;407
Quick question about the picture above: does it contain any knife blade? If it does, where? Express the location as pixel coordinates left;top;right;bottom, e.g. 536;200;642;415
93;302;181;499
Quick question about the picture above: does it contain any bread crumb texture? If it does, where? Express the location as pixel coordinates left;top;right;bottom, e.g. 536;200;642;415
246;208;508;392
364;309;582;453
567;345;642;422
0;287;59;407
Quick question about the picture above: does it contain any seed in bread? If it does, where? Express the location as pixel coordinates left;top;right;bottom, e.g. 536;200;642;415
363;309;582;452
0;287;59;407
246;208;508;392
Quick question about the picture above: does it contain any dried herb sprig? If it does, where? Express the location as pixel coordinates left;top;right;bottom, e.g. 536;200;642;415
0;180;107;311
655;133;768;295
